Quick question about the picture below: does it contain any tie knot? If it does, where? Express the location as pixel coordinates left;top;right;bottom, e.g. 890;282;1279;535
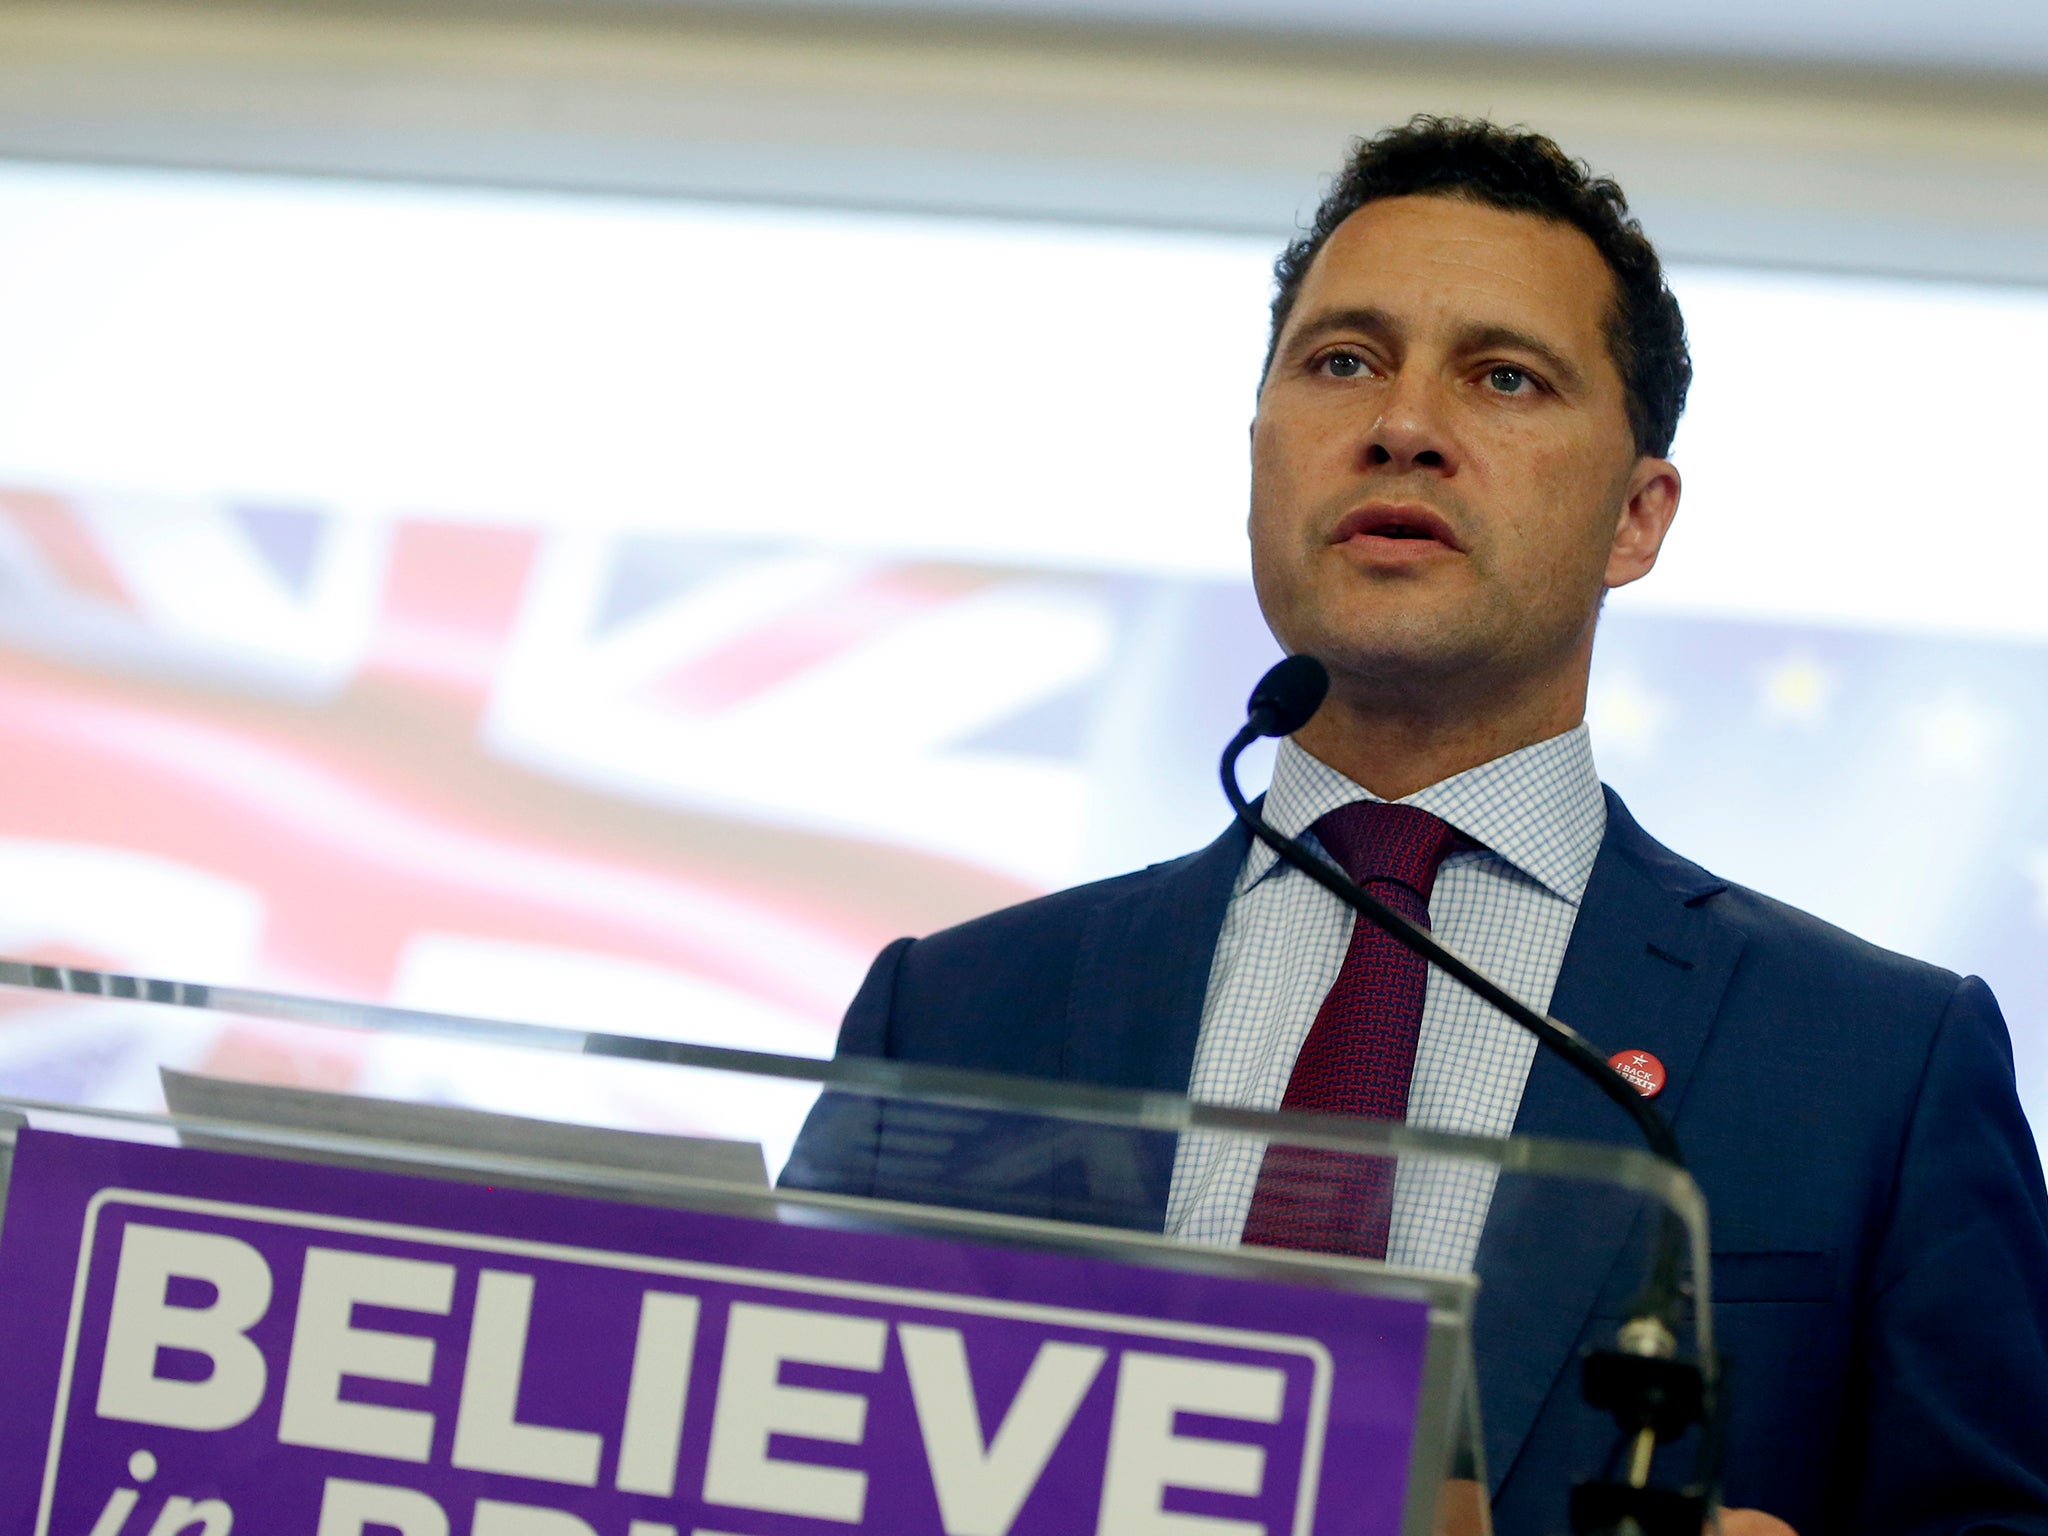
1309;801;1469;899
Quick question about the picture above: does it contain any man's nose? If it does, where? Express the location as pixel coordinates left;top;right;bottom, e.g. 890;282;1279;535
1362;374;1455;474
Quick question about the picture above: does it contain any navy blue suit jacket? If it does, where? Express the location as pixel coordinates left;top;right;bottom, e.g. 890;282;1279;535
787;790;2048;1533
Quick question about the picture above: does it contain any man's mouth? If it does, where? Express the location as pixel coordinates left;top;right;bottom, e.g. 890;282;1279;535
1329;504;1463;551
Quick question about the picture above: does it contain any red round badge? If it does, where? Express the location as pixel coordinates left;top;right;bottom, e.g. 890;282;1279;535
1607;1049;1667;1098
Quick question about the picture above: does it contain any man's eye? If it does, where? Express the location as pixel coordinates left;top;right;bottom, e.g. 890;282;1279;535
1486;365;1536;394
1320;351;1368;378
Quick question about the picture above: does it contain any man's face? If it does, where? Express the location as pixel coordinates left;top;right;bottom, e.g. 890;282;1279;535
1249;193;1676;713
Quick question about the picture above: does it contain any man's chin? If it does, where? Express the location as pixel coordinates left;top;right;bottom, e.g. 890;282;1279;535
1308;630;1494;691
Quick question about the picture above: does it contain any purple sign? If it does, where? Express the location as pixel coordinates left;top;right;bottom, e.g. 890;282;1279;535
0;1130;1432;1536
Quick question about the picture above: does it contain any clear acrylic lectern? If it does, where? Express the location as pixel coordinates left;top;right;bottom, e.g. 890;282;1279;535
0;960;1710;1536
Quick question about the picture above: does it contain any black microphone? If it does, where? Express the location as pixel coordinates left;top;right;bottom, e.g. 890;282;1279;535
1244;652;1331;739
1220;655;1717;1530
1219;655;1693;1316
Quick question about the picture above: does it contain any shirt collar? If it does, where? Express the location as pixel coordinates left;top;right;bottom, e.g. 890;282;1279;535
1239;723;1606;906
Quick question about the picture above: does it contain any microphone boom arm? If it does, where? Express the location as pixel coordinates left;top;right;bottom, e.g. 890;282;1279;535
1220;720;1691;1325
1220;654;1720;1529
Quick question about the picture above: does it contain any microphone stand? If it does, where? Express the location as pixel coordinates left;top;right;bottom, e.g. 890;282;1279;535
1220;660;1718;1536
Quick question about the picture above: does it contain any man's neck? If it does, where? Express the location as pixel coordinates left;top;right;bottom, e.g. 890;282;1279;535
1289;691;1585;801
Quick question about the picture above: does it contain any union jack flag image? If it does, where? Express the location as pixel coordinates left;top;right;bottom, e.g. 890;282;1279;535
1;480;2044;1162
0;482;1215;1149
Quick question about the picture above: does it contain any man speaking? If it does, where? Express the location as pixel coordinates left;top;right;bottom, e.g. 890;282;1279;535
786;118;2048;1532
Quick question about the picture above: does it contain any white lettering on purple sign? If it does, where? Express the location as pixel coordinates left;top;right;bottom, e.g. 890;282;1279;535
454;1270;605;1486
899;1323;1106;1536
96;1226;270;1434
280;1248;453;1461
36;1189;1355;1536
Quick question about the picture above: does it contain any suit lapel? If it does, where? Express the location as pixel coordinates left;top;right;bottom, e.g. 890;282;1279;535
1051;820;1249;1228
1062;818;1250;1093
1474;790;1745;1494
1037;788;1745;1471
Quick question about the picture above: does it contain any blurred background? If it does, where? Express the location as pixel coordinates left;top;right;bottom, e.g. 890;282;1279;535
0;0;2044;1159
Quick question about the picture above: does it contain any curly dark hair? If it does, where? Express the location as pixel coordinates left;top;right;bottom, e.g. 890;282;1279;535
1265;116;1691;458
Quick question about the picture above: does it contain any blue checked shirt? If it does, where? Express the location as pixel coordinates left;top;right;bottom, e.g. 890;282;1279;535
1164;725;1607;1273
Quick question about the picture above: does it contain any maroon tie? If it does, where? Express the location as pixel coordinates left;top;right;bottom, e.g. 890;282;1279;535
1240;801;1469;1260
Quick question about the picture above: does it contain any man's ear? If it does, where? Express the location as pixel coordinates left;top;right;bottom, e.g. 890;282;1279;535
1606;456;1681;590
1246;414;1260;536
